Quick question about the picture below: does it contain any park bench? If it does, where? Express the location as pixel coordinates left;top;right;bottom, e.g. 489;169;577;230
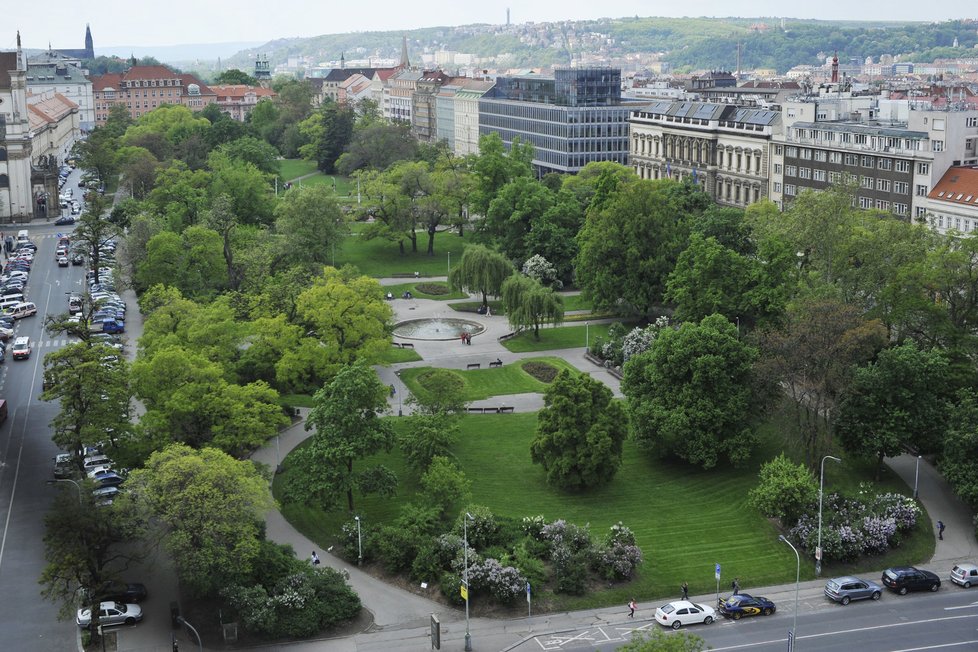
488;360;503;368
498;332;518;341
392;342;403;348
467;407;485;414
499;406;515;413
400;342;414;349
466;363;481;370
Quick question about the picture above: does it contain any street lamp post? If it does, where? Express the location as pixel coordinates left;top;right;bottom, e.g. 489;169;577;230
354;516;362;565
176;617;203;652
585;321;589;351
448;250;451;278
395;371;402;417
463;511;474;652
914;455;922;499
47;478;82;505
816;455;841;576
779;535;800;651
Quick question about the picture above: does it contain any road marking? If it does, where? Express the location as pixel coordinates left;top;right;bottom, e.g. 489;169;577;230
709;614;978;650
890;642;978;651
944;601;978;611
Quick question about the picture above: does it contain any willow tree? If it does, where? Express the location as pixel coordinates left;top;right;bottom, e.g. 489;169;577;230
448;244;514;309
501;274;564;339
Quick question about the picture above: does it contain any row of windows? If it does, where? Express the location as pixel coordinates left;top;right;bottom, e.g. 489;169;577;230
934;214;978;231
777;145;926;175
789;128;926;152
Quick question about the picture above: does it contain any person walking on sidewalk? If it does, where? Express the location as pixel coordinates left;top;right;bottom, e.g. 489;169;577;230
681;581;689;600
311;551;320;565
937;520;945;540
628;598;636;618
732;578;741;595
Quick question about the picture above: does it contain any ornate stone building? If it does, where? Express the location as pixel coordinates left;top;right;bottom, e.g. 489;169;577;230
628;101;780;208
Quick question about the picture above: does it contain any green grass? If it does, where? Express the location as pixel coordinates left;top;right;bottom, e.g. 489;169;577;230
502;323;625;353
398;357;578;401
280;394;316;408
335;230;470;278
560;294;593;312
383;282;467;301
273;402;933;612
277;159;318;181
376;346;423;364
448;300;505;315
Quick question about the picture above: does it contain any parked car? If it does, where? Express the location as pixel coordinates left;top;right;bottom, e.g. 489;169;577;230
71;254;84;266
950;563;978;588
54;215;76;225
654;601;716;629
94;581;147;604
93;471;125;488
881;566;941;594
53;453;73;478
717;594;776;620
75;601;142;628
824;576;882;605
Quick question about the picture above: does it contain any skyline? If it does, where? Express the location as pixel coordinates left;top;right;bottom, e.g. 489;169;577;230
3;1;976;51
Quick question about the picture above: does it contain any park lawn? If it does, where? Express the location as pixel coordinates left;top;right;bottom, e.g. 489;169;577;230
335;229;470;278
279;393;316;409
448;300;505;315
398;356;579;402
296;174;356;197
560;294;593;312
277;158;318;181
384;281;468;301
502;323;626;353
273;402;934;612
376;345;423;364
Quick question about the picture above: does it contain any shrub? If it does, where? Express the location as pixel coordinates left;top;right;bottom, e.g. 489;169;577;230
455;506;501;549
594;522;644;580
466;558;527;603
439;571;465;606
747;454;818;524
416;282;450;295
372;525;422;573
415;369;465;396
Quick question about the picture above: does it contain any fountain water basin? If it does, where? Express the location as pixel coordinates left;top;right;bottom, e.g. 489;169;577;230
392;318;485;341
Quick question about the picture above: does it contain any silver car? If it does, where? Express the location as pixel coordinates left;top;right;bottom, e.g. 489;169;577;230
950;563;978;588
76;601;142;627
824;576;882;605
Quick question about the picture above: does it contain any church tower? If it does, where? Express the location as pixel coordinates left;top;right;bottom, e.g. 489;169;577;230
84;24;94;59
400;36;410;69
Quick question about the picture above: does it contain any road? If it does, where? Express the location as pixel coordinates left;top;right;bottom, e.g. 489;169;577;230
0;166;97;651
506;588;978;652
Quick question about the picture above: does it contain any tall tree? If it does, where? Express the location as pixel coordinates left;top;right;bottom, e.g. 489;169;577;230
298;99;356;173
71;194;122;285
448;244;514;308
622;314;761;469
287;361;397;512
834;341;951;478
575;179;695;316
272;185;346;272
478;177;556;264
500;274;564;339
531;370;628;490
754;298;887;469
939;389;978;508
469;133;533;216
335;122;419;174
128;444;274;597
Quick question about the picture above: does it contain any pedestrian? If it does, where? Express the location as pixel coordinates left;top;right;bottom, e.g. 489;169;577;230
628;598;636;618
311;551;320;565
681;581;689;600
938;520;945;540
461;333;467;345
389;384;396;398
732;578;740;595
486;306;491;317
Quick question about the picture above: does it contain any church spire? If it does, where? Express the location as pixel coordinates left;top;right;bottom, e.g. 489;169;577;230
400;35;410;69
84;23;94;58
16;31;24;70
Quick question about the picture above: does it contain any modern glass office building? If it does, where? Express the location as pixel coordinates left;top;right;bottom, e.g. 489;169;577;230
479;68;638;174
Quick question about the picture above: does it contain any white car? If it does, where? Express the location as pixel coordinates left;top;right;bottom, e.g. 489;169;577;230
76;601;142;628
654;600;716;629
12;336;31;360
951;563;978;588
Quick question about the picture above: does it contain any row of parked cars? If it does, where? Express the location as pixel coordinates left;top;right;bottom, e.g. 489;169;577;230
651;562;978;630
0;235;43;363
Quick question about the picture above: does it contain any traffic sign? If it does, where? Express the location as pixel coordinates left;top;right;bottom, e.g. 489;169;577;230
460;584;468;601
715;562;721;581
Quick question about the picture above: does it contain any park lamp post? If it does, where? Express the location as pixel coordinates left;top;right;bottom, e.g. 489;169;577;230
394;371;403;417
47;478;82;505
779;535;800;651
585;321;589;351
816;455;841;576
463;511;474;652
354;515;362;565
914;454;922;499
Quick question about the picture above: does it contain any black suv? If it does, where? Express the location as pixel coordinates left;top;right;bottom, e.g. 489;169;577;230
882;566;941;594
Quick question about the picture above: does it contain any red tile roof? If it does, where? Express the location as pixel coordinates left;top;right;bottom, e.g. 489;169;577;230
209;84;276;100
929;167;978;206
91;72;122;91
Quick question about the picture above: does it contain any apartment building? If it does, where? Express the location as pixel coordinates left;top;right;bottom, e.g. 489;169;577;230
453;80;494;156
628;100;780;208
412;70;450;142
27;51;95;130
209;84;276;122
478;68;635;175
91;66;216;124
769;92;978;219
922;166;978;235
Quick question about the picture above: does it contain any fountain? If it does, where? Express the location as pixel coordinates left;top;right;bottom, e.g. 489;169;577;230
392;318;486;341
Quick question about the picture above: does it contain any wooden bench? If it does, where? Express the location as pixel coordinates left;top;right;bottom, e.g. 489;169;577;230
499;406;514;413
391;342;403;348
488;360;503;368
497;332;518;341
466;363;481;370
399;342;414;349
467;407;485;414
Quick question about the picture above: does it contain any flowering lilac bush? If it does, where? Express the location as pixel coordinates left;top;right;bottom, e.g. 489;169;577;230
786;488;919;562
621;318;671;362
466;558;527;603
595;541;644;580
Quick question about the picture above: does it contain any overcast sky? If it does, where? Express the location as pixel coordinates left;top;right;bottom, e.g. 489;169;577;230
4;1;976;49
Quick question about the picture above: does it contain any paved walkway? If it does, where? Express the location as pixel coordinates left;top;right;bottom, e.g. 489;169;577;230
238;288;977;651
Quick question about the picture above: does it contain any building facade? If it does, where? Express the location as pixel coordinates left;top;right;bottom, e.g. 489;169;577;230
628;100;780;208
453;80;494;156
27;51;95;130
91;66;216;124
384;69;421;122
922;166;978;235
479;68;634;175
412;70;449;142
769;93;978;219
209;84;276;122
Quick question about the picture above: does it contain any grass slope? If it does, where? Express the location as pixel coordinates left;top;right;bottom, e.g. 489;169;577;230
398;357;577;402
502;323;624;353
336;231;470;278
